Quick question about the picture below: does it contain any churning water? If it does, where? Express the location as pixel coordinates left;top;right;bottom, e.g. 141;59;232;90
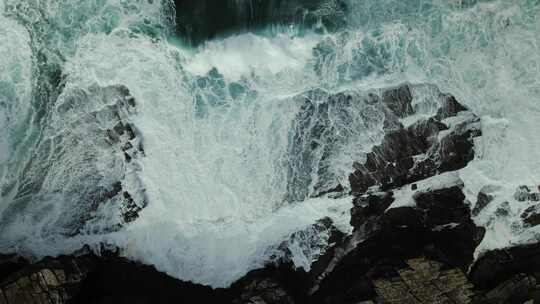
1;0;540;287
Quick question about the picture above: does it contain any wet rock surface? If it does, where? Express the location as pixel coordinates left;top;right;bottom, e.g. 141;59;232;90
287;83;481;201
0;85;147;237
309;175;485;304
0;252;228;304
348;85;481;194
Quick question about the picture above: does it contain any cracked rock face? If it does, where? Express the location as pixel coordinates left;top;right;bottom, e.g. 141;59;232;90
0;254;97;304
348;84;481;194
372;258;474;304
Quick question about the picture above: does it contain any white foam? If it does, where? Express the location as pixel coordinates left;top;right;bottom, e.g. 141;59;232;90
0;6;33;187
2;0;540;289
389;172;463;210
60;31;354;286
185;33;321;82
112;196;352;287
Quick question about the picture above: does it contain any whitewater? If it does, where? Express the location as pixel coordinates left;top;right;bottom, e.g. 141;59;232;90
0;0;540;287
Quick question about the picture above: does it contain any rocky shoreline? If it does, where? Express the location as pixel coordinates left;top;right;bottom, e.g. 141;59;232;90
2;84;539;304
3;241;540;303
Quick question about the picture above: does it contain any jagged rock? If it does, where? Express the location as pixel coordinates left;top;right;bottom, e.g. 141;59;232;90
495;202;511;217
287;83;480;200
515;186;532;202
0;84;147;237
514;185;540;202
472;274;537;304
232;276;295;304
436;95;469;120
521;205;540;227
381;85;414;118
349;84;481;194
470;243;540;293
414;185;468;225
229;259;312;304
350;191;394;230
472;185;499;216
268;217;345;270
311;177;485;303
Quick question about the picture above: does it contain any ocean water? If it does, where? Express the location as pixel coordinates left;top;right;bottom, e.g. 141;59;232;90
0;0;539;287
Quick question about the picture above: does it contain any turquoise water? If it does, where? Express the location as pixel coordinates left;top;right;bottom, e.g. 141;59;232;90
1;0;539;287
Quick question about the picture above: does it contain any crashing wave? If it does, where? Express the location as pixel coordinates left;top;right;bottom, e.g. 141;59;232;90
0;0;540;289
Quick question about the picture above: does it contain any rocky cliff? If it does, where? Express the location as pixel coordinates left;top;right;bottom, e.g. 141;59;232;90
2;83;539;304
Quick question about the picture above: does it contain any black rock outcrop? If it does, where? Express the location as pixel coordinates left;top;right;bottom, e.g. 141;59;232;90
348;85;481;194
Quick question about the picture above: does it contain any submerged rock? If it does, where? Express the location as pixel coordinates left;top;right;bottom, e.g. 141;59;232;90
0;85;147;238
470;243;540;303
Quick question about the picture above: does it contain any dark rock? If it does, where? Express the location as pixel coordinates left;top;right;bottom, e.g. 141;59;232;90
381;85;414;118
124;152;132;162
113;122;125;136
0;253;229;304
0;254;29;281
436;94;468;120
470;242;540;291
73;256;227;304
515;185;532;202
232;275;295;304
104;181;123;199
288;83;480;200
521;205;540;227
230;260;310;304
350;192;394;230
349;127;423;193
121;191;143;223
472;186;498;216
495;202;511;217
315;184;345;197
413;185;468;226
0;254;98;304
434;120;479;173
472;274;537;304
287;88;385;201
349;85;481;194
313;181;485;303
407;118;448;149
